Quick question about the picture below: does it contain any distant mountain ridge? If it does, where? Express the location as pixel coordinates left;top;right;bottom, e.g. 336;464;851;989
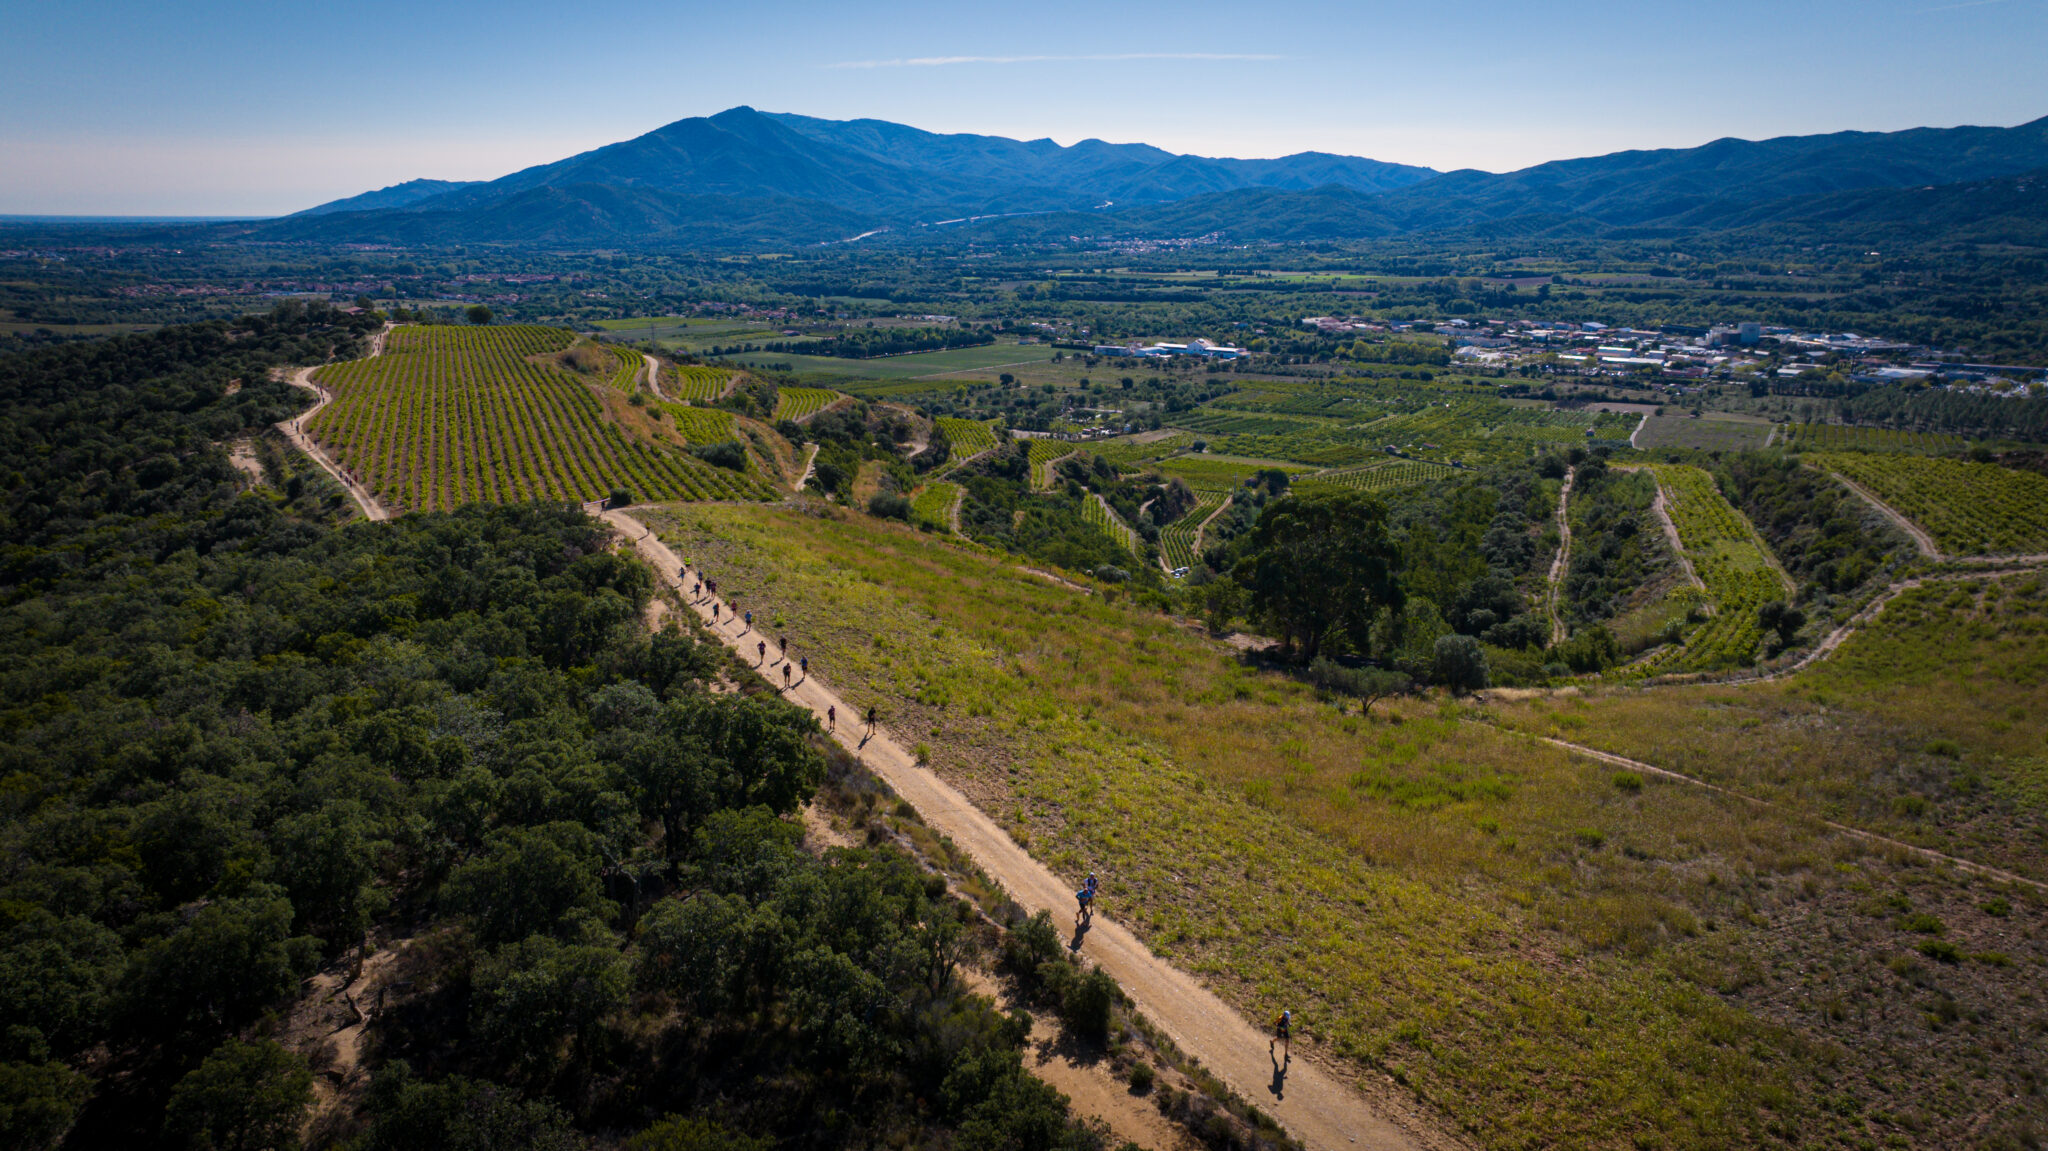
267;108;2048;248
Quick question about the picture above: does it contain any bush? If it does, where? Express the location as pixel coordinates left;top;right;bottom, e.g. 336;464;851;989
1917;939;1961;963
691;441;749;472
1897;912;1946;935
1432;634;1489;693
1001;911;1065;981
162;1039;313;1151
1127;1062;1155;1093
607;486;634;508
1062;966;1118;1045
1306;658;1410;715
0;1061;92;1151
1612;771;1643;793
869;492;911;521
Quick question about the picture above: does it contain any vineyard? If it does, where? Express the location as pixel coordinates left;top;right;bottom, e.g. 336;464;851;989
664;406;739;445
936;417;1000;461
909;482;961;532
1808;452;2048;556
773;387;841;422
1154;455;1309;491
1083;492;1141;556
661;365;733;402
309;325;775;512
1026;438;1077;489
1159;490;1226;572
1784;423;1967;455
1167;393;1634;469
1294;459;1457;494
606;347;642;393
1089;432;1195;469
1624;464;1790;674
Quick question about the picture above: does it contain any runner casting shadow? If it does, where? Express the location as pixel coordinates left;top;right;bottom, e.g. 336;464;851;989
1269;1053;1288;1100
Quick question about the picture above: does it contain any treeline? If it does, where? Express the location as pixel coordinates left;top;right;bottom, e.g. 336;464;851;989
1836;384;2048;441
0;316;1105;1150
769;326;993;360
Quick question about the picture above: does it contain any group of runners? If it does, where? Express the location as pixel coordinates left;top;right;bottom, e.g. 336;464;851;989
672;555;1297;1065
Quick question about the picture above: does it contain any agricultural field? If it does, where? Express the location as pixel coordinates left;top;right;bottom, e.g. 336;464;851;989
909;481;961;532
1784;423;1968;454
1089;431;1196;469
663;404;738;445
309;324;774;511
1158;489;1226;571
1082;492;1141;556
1625;464;1792;674
1024;437;1077;488
661;364;733;401
1630;411;1771;451
651;504;2047;1151
935;416;1000;461
721;340;1055;380
1808;452;2048;555
1294;458;1458;494
1152;455;1310;491
1170;390;1634;469
772;386;841;421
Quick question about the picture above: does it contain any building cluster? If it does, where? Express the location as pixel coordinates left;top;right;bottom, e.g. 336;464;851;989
1091;337;1249;360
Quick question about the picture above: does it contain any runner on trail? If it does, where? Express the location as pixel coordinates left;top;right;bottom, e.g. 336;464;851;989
827;705;836;731
782;663;792;689
757;640;766;664
799;656;809;679
779;634;788;658
711;603;720;622
743;610;753;633
865;706;877;734
1271;1010;1292;1060
1075;873;1097;926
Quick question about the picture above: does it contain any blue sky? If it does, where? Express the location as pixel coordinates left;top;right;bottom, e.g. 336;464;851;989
5;0;2046;215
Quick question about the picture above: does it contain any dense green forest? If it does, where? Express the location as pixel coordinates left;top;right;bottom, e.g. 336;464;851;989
0;309;1112;1150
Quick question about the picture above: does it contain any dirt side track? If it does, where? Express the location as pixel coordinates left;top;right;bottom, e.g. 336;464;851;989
603;508;1446;1151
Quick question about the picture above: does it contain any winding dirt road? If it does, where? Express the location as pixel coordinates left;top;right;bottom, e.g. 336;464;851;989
602;509;1436;1151
282;364;390;522
1826;468;1943;560
1546;467;1575;646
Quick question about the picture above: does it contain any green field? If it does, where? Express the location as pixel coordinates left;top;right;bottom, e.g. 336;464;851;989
1632;411;1771;451
1294;458;1458;494
1626;464;1792;675
1082;492;1140;556
1785;423;1969;454
660;364;733;401
309;325;774;510
1152;455;1312;491
1158;489;1226;571
935;416;1000;463
772;386;841;421
646;503;2047;1151
909;481;961;532
1810;452;2048;555
719;341;1056;380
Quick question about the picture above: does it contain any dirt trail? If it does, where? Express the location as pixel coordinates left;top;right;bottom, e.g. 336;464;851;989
1192;495;1234;561
282;364;391;522
1546;467;1575;646
602;509;1434;1151
1525;732;2045;893
641;352;667;400
1826;468;1943;560
1647;486;1702;591
227;439;265;487
794;443;820;492
946;485;966;535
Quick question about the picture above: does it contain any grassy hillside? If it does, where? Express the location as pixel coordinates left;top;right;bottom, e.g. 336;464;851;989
649;503;2047;1151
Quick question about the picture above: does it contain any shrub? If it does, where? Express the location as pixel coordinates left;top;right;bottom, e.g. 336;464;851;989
1917;939;1961;963
1001;910;1065;980
1924;738;1963;759
162;1039;313;1151
1574;828;1606;850
607;486;634;508
1897;912;1946;935
692;441;749;472
1981;897;2012;917
1432;634;1489;693
1062;966;1118;1045
1128;1062;1155;1093
869;492;911;521
1612;771;1643;793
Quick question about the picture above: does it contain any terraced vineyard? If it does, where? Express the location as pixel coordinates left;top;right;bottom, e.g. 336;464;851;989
909;481;961;532
606;347;643;393
1809;451;2048;555
310;325;774;511
664;405;739;445
773;386;840;422
661;364;733;401
936;417;1000;461
1089;432;1194;468
1084;493;1141;556
1784;423;1967;454
1627;463;1790;675
1295;458;1457;494
1154;456;1309;491
1025;438;1077;488
1159;490;1226;572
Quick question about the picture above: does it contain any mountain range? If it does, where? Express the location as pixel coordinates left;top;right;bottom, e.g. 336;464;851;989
255;106;2048;248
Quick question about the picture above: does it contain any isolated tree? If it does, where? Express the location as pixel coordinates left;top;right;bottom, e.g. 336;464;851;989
1433;634;1490;694
1234;490;1403;661
162;1039;313;1151
466;304;493;326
